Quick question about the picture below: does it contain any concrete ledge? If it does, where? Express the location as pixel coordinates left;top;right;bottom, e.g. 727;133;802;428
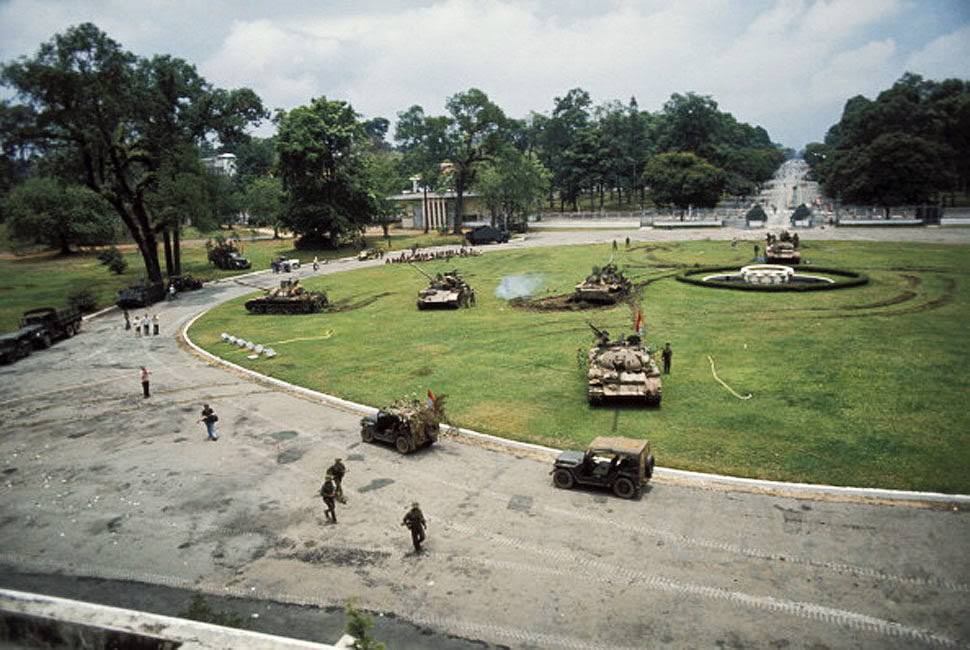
940;218;970;226
181;310;970;507
0;588;352;649
652;220;723;229
836;219;923;227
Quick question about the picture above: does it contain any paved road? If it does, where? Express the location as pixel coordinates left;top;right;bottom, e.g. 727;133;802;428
1;232;969;649
758;159;821;226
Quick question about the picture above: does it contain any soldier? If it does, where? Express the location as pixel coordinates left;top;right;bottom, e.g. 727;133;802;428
402;502;427;553
320;473;337;523
123;309;131;331
328;457;347;503
754;243;760;260
661;342;673;375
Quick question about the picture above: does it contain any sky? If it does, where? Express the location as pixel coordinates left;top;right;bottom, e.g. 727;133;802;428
1;0;968;150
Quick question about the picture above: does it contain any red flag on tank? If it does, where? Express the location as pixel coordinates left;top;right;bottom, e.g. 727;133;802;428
634;310;643;336
427;388;436;407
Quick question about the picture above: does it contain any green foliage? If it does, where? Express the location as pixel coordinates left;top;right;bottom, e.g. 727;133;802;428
3;176;117;253
344;600;385;650
97;246;127;274
180;594;246;629
745;204;767;222
642;152;726;209
276;96;374;247
66;286;98;313
239;175;284;233
475;148;550;229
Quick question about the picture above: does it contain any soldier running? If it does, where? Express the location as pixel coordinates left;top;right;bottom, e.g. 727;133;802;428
328;458;347;503
320;473;337;523
402;502;427;553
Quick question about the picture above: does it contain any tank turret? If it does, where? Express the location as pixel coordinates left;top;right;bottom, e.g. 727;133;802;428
573;261;632;304
245;279;328;314
586;326;661;406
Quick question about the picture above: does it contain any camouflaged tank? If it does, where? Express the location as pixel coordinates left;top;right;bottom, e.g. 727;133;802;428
245;278;328;314
586;325;661;406
573;262;633;304
416;269;476;310
765;231;801;264
360;395;446;453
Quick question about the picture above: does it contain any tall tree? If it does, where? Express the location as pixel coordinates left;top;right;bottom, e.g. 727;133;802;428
1;23;266;284
475;147;550;229
643;152;725;213
276;96;375;247
239;175;284;237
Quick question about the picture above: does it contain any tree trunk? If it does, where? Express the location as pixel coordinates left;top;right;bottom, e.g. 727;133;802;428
161;227;175;279
452;182;465;235
173;226;182;276
58;235;71;256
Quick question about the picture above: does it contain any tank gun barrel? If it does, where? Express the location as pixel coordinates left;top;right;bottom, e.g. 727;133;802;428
408;263;434;281
588;322;608;339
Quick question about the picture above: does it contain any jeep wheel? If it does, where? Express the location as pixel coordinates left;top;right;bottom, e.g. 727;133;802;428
395;435;412;454
361;427;374;443
612;477;637;499
552;469;575;489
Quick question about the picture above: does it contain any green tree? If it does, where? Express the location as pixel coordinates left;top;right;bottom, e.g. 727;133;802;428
395;105;452;232
231;136;276;184
654;92;723;158
642;152;725;213
365;151;407;240
475;148;550;229
276;96;374;247
344;601;385;650
239;175;284;237
1;23;266;284
4;176;117;253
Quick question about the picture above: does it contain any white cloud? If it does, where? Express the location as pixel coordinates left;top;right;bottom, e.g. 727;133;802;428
904;25;970;80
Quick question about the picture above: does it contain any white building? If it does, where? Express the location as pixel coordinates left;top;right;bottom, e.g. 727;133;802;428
201;153;238;177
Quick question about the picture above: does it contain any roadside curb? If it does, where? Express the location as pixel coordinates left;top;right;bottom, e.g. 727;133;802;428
180;307;970;507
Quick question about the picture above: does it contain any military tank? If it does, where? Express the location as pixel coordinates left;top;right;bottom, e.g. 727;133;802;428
573;261;633;304
765;231;801;264
244;278;328;314
586;324;661;406
413;266;476;310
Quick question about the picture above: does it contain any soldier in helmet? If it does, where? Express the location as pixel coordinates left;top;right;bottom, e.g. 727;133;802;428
327;457;347;503
320;473;337;523
402;502;427;553
661;342;673;375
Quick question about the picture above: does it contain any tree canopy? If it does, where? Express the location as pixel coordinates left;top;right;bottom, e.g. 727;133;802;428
642;152;725;210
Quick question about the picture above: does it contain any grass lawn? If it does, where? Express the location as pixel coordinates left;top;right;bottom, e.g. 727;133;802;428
0;230;462;332
189;239;970;493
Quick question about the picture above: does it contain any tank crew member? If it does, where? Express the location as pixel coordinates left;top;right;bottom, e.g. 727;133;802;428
402;502;427;553
328;458;347;503
661;342;673;375
320;473;337;523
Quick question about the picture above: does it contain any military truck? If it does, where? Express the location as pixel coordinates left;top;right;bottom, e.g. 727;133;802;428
207;239;251;270
586;324;662;406
465;225;509;245
117;282;166;309
0;329;35;364
360;396;445;454
244;278;328;314
573;261;632;304
2;307;82;363
414;267;476;309
551;436;655;499
765;231;801;264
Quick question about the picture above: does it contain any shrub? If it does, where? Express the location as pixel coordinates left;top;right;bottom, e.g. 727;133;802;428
97;246;127;274
345;600;385;650
67;287;98;313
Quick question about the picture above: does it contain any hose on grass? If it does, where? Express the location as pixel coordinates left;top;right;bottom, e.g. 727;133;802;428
708;355;752;400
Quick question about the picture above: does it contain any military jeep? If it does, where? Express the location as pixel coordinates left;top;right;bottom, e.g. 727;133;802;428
551;436;655;499
360;396;445;454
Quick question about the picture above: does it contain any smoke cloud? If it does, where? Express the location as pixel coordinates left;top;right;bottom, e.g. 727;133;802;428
495;273;545;300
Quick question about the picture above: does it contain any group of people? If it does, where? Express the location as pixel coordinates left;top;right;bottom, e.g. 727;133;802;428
385;246;479;264
125;310;159;337
319;457;428;553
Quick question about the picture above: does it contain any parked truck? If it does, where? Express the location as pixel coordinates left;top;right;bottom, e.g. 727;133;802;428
0;307;82;364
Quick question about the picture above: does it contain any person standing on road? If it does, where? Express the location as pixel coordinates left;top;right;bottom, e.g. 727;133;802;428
140;366;150;398
168;284;176;301
124;309;131;331
312;256;319;271
328;458;347;503
661;343;673;375
197;404;219;441
152;314;159;336
320;473;337;523
141;315;150;337
402;502;427;553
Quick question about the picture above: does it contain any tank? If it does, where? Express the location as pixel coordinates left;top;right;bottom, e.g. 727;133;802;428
586;324;661;406
573;262;633;304
415;269;476;310
244;278;328;314
765;231;801;264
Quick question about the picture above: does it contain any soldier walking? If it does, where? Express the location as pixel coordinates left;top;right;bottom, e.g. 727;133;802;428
402;502;427;553
320;474;337;523
661;342;673;375
328;457;347;503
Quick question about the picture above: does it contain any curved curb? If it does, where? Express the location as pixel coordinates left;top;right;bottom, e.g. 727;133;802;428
181;306;970;507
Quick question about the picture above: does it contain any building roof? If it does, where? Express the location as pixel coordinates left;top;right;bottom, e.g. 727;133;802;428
388;191;481;201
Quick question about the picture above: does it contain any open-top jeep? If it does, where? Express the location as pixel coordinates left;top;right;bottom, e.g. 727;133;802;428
360;396;445;454
551;436;655;499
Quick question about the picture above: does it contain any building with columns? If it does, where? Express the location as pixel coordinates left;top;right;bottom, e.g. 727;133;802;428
387;176;485;230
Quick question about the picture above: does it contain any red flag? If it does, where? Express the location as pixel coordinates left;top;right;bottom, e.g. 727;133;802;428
427;388;436;406
634;310;643;335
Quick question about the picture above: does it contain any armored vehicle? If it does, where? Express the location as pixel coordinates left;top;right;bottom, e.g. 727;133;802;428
551;436;655;499
586;325;661;406
414;267;476;310
117;282;166;309
207;239;251;269
465;225;509;245
573;261;633;304
360;396;445;454
244;278;328;314
169;274;203;292
765;231;801;264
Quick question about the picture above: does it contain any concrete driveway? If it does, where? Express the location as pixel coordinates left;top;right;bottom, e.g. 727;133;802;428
1;231;968;649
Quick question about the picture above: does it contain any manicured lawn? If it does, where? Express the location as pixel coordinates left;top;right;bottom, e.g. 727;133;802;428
0;230;462;332
190;240;970;492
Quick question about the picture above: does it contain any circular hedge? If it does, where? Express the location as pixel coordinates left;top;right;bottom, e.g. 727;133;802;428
676;265;869;292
